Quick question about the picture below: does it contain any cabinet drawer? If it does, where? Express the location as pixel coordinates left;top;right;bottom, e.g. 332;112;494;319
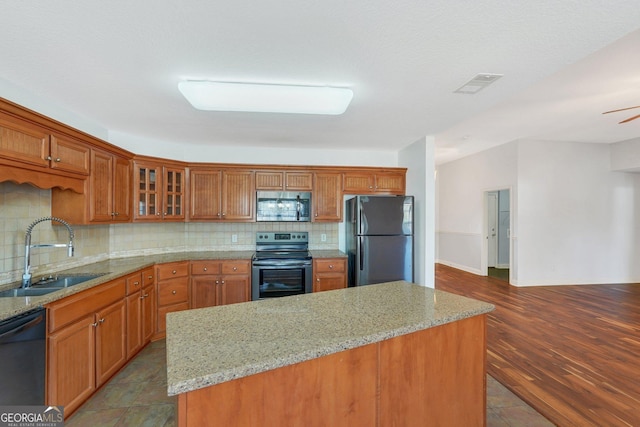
314;259;346;273
142;267;155;287
47;278;126;333
221;260;250;275
158;279;189;306
156;261;189;281
191;260;222;275
125;272;143;295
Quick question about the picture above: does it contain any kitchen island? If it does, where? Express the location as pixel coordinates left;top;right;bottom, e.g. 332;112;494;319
166;281;494;427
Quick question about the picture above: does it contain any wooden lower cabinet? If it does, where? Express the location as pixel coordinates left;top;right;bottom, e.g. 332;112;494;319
176;315;487;427
191;260;250;308
313;258;347;292
125;268;156;358
46;279;127;417
155;261;190;339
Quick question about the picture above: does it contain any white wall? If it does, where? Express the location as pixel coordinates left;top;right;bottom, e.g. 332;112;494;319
399;136;435;287
517;140;640;285
611;137;640;172
437;138;640;286
436;142;518;276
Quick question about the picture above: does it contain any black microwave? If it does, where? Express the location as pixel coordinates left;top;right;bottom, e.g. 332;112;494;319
256;191;311;222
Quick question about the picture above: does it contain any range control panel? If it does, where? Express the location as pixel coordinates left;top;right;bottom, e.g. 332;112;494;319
256;232;308;243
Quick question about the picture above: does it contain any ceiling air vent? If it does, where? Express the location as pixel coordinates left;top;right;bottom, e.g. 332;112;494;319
454;73;503;94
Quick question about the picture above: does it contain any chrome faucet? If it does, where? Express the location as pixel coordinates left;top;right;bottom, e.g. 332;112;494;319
22;217;74;288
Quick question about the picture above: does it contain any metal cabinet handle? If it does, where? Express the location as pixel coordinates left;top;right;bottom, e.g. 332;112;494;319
134;281;140;286
316;278;320;282
172;290;177;295
329;265;334;269
92;322;98;327
99;318;105;323
148;275;153;280
55;158;61;162
203;267;207;272
232;267;237;271
221;280;225;284
172;270;177;274
45;156;52;161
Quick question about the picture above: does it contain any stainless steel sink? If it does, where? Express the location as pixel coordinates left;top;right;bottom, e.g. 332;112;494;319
0;287;60;297
30;274;105;288
0;274;106;298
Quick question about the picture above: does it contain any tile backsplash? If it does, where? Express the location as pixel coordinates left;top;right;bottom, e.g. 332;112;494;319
0;182;339;285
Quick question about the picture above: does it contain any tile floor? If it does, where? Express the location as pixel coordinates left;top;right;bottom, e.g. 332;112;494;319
67;340;554;427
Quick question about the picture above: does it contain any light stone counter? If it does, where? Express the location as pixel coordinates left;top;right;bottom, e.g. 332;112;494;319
310;249;347;258
165;281;494;396
0;251;254;321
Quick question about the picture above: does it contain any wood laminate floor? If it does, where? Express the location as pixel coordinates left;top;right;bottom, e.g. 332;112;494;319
436;263;640;427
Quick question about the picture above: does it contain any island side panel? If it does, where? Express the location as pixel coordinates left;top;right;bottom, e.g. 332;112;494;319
378;314;487;427
177;342;378;427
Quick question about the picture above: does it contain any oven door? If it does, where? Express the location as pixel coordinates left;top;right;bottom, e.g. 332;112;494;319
251;260;312;300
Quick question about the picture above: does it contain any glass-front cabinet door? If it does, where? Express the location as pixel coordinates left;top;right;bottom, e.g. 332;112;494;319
164;167;185;220
135;163;161;220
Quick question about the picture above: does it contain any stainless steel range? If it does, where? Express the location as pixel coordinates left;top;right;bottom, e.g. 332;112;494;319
251;232;313;300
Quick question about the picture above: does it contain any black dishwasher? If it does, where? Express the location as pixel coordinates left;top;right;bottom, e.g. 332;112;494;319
0;307;46;405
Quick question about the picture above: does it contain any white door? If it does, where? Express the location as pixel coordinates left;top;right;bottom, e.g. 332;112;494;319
487;192;498;268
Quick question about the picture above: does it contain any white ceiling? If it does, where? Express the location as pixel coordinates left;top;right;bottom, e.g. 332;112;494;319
1;0;639;165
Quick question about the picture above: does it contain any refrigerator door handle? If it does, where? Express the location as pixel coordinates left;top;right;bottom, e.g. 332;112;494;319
359;236;364;271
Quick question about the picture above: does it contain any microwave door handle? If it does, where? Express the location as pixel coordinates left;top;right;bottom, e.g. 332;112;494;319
296;195;301;221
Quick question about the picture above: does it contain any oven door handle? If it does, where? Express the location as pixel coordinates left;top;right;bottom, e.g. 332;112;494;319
253;261;312;268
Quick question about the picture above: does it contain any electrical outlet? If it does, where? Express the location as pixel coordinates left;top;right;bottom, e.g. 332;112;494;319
321;234;327;242
231;234;238;243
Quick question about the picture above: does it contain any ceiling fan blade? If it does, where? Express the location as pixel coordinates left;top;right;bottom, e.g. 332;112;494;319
603;105;640;114
619;113;640;124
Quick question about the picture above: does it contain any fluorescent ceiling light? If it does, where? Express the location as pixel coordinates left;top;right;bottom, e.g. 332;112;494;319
178;81;353;115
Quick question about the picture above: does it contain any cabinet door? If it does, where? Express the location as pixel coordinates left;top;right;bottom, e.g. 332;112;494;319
313;172;342;222
219;275;251;305
126;291;143;358
49;134;91;175
135;163;162;220
141;284;156;344
95;299;127;386
374;173;405;194
191;276;219;309
189;169;222;220
112;156;131;221
222;170;255;221
0;111;50;168
255;171;283;190
164;167;185;220
343;173;374;194
313;259;347;292
285;172;313;191
47;314;96;412
90;150;115;222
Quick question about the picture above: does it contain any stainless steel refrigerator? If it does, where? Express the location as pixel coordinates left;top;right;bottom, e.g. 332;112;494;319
346;195;414;286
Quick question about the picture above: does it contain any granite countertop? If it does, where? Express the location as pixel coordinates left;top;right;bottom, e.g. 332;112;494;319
0;250;255;321
165;281;495;396
309;250;347;259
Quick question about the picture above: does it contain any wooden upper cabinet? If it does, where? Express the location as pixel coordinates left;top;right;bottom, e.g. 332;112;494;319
51;148;131;224
222;170;255;221
0;111;50;168
190;169;222;220
134;161;185;221
343;171;405;195
189;169;254;221
49;134;91;176
0;112;90;177
313;172;342;222
90;150;131;222
255;171;312;191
